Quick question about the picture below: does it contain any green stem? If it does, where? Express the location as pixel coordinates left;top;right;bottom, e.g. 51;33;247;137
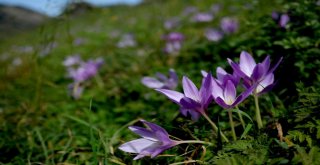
254;94;263;129
202;112;229;142
175;140;213;146
236;105;245;129
228;110;237;141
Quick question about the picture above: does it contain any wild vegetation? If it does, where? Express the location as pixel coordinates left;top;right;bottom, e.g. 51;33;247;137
0;0;320;164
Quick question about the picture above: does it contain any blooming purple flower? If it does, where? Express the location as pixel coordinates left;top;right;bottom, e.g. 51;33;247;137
202;68;250;109
228;51;282;95
220;17;239;34
142;69;178;90
156;74;213;121
211;78;255;109
117;34;136;48
204;28;224;42
279;14;290;28
68;58;104;82
119;120;178;160
191;12;214;23
163;32;184;55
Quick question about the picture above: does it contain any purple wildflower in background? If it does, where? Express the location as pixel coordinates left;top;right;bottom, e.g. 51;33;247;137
279;14;290;28
63;54;82;67
117;34;136;48
156;74;213;121
220;17;239;34
228;51;282;95
271;11;279;20
271;12;290;28
164;17;180;30
142;69;178;90
204;28;224;42
67;58;104;82
191;12;214;22
119;120;179;160
73;38;87;46
163;32;184;55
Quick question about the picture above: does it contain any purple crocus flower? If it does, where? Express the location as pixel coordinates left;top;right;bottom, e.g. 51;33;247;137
220;17;239;34
279;14;290;28
228;51;282;95
142;69;178;90
68;58;104;82
163;32;184;55
156;74;213;121
202;68;250;109
119;120;178;160
191;12;214;22
204;28;224;42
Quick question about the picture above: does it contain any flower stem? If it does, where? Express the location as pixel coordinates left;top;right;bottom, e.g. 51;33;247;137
236;105;245;129
202;112;229;142
176;140;213;146
228;110;237;141
254;94;263;129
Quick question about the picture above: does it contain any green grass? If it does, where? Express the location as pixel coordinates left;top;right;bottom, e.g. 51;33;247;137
1;0;320;164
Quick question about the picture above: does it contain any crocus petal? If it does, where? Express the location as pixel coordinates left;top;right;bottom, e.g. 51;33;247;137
142;77;165;88
256;73;274;94
267;57;283;75
216;67;228;81
215;97;231;109
169;69;178;82
199;73;213;108
261;56;271;72
228;58;249;78
223;80;236;105
239;51;256;76
189;110;202;121
201;70;208;77
119;138;157;153
155;73;168;82
180;97;202;110
129;126;158;141
141;120;170;139
212;78;224;99
182;76;200;101
156;89;184;104
251;63;266;81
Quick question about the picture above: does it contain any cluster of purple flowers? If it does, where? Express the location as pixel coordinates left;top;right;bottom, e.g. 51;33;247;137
63;55;104;99
119;51;282;159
